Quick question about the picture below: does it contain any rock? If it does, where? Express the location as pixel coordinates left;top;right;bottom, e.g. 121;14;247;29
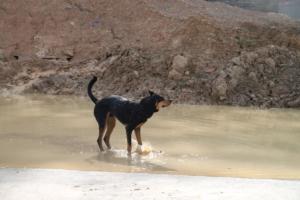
186;79;195;86
203;66;217;73
231;57;241;66
212;77;228;100
133;70;139;77
244;52;258;65
268;80;275;88
171;55;188;74
257;64;265;73
287;97;300;107
168;55;188;80
87;59;98;68
228;65;244;79
275;85;291;94
35;48;49;59
97;55;119;70
0;49;4;61
218;70;227;79
248;72;257;82
225;65;243;88
256;47;269;57
108;55;119;65
168;69;183;80
229;78;238;88
264;58;276;74
265;58;276;68
171;37;182;48
62;48;74;57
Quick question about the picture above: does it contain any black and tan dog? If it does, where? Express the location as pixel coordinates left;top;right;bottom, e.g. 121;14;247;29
88;76;172;154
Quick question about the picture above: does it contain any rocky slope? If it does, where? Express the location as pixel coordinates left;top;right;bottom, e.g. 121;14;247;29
0;0;300;107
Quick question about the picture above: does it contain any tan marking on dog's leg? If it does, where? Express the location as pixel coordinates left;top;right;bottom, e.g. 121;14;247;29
97;127;105;152
104;116;116;149
97;112;110;152
134;127;142;145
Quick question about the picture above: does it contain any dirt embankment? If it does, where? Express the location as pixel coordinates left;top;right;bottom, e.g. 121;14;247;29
0;0;300;107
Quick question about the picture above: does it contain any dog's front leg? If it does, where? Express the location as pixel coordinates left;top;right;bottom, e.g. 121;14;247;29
126;126;134;154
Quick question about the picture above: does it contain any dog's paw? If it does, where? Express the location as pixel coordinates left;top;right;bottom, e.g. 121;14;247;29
136;145;152;155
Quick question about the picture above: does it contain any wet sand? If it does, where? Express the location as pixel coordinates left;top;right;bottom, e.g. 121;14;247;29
1;168;300;200
0;95;300;179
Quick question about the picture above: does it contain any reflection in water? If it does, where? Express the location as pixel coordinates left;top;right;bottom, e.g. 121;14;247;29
87;148;174;173
0;95;300;179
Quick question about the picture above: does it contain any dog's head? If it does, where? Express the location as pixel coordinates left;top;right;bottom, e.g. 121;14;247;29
140;90;172;112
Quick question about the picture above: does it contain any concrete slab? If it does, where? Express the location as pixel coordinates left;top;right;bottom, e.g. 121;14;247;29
0;168;299;200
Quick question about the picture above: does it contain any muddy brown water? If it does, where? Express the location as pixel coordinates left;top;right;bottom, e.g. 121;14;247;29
0;95;299;180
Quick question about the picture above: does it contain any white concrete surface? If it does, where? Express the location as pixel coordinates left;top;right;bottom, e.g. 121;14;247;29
0;168;300;200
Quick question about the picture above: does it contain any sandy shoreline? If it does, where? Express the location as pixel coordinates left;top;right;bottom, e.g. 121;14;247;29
0;168;299;200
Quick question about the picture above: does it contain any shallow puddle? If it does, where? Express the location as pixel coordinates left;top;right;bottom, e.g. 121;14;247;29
0;95;299;179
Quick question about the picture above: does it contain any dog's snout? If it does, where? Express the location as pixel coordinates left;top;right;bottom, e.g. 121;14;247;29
166;100;172;105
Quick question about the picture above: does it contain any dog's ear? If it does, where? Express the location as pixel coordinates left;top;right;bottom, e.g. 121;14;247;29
148;90;154;96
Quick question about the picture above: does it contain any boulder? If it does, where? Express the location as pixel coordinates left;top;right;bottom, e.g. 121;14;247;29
264;57;276;68
248;71;258;82
212;76;228;100
0;49;4;61
287;97;300;107
231;57;241;66
168;69;183;80
171;55;188;74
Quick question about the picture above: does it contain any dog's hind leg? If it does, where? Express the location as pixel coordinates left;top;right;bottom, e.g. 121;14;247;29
97;127;105;152
95;111;109;152
104;116;116;149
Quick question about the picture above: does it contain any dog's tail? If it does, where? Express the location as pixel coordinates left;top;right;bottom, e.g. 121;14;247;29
87;76;98;104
